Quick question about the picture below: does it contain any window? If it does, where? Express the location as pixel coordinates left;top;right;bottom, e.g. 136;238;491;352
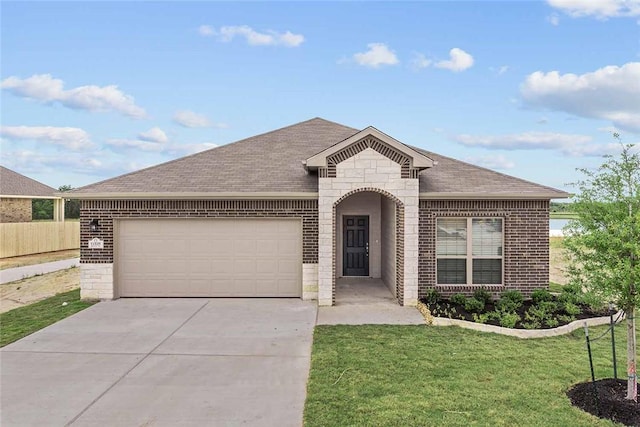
436;218;503;285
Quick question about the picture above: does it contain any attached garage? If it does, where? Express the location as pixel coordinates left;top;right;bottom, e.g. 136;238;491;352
116;218;302;298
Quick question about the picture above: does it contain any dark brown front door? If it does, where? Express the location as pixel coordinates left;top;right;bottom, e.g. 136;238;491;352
343;216;369;276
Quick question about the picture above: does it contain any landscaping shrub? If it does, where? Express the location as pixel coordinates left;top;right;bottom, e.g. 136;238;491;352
563;301;581;316
473;288;492;305
499;312;521;328
450;293;467;306
424;288;442;304
531;289;553;304
464;297;485;313
496;290;523;312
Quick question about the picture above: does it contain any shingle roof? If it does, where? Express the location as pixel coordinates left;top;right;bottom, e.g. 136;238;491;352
415;148;568;198
70;117;568;199
0;166;57;198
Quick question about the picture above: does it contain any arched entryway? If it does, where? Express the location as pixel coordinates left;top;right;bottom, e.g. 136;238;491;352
332;188;405;305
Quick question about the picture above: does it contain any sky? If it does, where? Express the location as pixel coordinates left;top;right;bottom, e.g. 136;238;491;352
1;1;639;195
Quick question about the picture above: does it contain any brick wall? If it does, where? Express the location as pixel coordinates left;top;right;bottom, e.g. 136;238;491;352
0;198;32;223
80;199;318;263
418;200;549;299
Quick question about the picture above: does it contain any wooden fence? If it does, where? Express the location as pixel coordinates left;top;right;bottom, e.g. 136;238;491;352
0;221;80;258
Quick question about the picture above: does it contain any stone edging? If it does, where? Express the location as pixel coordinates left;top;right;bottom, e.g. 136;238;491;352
421;306;624;339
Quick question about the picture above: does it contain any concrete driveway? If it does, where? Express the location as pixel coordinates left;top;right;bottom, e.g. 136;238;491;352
0;298;317;426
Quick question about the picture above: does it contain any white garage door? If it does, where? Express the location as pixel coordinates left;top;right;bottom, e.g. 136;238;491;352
116;219;302;297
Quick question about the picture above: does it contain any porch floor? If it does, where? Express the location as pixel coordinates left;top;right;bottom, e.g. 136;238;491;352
316;277;425;325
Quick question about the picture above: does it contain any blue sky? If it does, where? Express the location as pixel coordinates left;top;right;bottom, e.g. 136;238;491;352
1;1;639;194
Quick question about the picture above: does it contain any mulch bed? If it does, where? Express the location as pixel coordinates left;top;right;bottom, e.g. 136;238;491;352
419;298;613;329
567;379;640;426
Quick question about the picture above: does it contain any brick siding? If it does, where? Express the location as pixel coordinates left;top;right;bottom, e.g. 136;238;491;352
80;199;318;264
419;200;549;299
0;198;32;223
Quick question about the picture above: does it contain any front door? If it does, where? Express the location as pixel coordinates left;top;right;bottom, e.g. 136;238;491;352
343;216;369;276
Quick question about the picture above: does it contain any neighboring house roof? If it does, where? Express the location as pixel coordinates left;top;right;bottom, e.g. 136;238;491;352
69;117;569;199
0;166;57;198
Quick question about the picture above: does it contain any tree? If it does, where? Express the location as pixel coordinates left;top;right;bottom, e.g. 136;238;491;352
564;135;639;401
58;185;80;219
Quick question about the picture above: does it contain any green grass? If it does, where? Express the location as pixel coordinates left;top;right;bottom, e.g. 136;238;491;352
550;212;579;219
305;325;632;426
549;281;565;293
0;289;96;347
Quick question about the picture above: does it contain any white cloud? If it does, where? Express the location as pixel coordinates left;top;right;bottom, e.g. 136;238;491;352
138;127;168;143
105;138;165;152
520;62;640;132
464;155;516;170
167;142;217;156
435;48;474;72
3;150;108;175
172;110;220;128
353;43;399;68
0;126;93;150
547;0;640;18
410;53;432;70
203;25;304;47
198;25;215;36
1;74;146;118
547;13;561;25
454;131;621;157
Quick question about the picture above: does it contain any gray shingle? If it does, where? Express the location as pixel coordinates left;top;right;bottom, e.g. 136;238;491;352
0;166;57;197
70;118;567;198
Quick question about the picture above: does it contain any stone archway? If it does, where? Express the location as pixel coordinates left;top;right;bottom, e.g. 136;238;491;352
332;188;405;305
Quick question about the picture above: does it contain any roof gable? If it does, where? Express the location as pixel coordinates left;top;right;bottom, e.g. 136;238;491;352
0;166;57;198
68;118;569;200
305;126;433;169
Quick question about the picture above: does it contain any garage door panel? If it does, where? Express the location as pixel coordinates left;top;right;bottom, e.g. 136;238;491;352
117;219;302;297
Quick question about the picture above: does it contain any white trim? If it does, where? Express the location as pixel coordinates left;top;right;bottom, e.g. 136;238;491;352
436;217;504;286
1;195;62;200
306;127;434;169
61;192;320;200
419;192;570;200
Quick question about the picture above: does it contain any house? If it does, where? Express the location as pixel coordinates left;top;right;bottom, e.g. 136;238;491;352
0;166;65;223
68;118;568;306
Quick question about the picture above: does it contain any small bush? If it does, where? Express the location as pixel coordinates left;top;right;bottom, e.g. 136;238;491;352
545;318;559;328
450;293;467;306
537;300;559;314
496;290;523;312
499;312;521;328
424;288;442;304
563;301;581;316
531;289;553;304
558;314;576;324
472;313;490;324
473;288;493;305
464;297;485;313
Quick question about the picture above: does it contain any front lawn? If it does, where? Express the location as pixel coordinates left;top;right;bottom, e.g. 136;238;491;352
305;325;631;426
0;289;96;347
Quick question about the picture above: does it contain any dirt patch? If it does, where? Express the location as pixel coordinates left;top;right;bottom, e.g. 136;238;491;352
550;238;569;285
567;379;640;426
0;267;80;313
0;249;80;270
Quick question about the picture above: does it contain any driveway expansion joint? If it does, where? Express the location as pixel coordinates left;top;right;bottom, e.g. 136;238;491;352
64;299;210;426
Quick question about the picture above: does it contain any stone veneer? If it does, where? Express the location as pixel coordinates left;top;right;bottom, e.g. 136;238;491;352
81;264;114;300
0;198;32;223
418;200;549;299
318;147;419;307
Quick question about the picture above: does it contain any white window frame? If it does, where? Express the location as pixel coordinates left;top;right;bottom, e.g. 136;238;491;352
436;217;503;286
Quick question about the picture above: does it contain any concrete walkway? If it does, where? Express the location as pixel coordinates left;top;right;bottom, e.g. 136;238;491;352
317;278;425;325
1;298;317;427
0;258;80;284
